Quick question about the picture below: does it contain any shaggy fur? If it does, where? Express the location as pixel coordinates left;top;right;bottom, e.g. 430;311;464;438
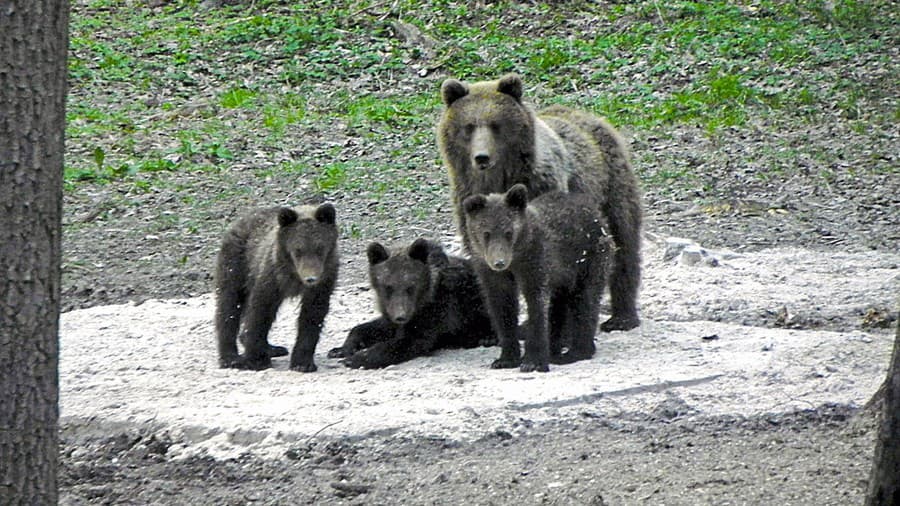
214;203;338;372
463;184;612;372
328;238;495;369
438;73;642;331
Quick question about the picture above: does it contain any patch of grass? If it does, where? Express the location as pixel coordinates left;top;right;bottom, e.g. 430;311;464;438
262;93;307;138
64;0;898;200
219;87;257;109
312;163;350;192
338;92;437;130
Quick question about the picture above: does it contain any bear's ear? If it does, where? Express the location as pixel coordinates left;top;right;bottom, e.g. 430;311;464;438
427;248;449;269
462;194;487;215
278;207;298;227
314;203;336;225
367;242;390;265
441;79;469;106
505;184;528;210
408;238;433;264
497;74;523;102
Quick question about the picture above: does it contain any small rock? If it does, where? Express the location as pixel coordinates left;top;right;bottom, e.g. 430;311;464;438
663;237;695;261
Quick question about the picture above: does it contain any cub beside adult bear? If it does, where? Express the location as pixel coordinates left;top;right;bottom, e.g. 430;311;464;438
438;73;642;331
215;203;338;372
463;184;612;372
328;238;495;369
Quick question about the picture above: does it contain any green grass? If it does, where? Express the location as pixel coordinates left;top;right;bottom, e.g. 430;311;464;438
65;0;898;195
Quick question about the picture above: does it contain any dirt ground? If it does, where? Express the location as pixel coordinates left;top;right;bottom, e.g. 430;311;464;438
57;234;898;505
58;3;898;504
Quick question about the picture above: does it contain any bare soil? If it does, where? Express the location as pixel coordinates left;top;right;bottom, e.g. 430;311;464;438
58;2;898;505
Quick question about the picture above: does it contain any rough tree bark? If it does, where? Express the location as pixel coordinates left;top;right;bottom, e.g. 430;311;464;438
0;1;69;504
866;319;900;505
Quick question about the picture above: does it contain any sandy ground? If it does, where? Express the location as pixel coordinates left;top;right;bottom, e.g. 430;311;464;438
59;238;898;463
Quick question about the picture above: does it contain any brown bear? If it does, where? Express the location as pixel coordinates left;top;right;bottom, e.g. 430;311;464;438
328;238;495;369
462;184;612;372
438;73;642;332
215;203;338;372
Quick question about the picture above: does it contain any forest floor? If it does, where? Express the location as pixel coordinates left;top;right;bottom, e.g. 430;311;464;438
58;1;897;504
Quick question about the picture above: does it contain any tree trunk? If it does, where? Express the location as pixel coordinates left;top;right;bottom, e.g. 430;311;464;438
0;1;69;504
867;319;900;505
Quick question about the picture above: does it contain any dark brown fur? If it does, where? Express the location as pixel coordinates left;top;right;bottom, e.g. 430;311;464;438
214;204;338;372
463;184;612;372
328;238;495;369
438;74;642;331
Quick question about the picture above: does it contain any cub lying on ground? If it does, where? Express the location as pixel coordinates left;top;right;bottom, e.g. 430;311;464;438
329;238;495;369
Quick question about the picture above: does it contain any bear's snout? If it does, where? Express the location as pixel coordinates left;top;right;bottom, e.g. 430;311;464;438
473;153;491;169
485;254;510;272
296;262;324;286
387;307;411;325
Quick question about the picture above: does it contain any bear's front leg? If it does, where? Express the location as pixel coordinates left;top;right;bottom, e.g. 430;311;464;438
478;268;521;369
328;317;395;358
343;328;435;369
519;283;550;373
291;284;333;372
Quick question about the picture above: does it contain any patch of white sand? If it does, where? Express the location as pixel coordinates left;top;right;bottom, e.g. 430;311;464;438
59;242;899;460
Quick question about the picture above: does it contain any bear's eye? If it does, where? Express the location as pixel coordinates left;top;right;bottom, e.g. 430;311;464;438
405;286;415;297
293;249;304;258
489;121;501;133
504;231;513;241
463;123;476;135
483;231;491;243
384;286;394;297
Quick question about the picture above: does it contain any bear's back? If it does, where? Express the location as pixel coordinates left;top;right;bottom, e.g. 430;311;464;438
528;192;610;280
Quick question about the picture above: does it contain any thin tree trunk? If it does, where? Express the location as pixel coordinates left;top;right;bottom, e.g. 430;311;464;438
866;319;900;505
0;1;69;504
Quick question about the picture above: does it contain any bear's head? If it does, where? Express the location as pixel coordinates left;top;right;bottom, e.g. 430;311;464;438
367;238;444;325
439;74;535;175
461;183;529;272
277;203;337;286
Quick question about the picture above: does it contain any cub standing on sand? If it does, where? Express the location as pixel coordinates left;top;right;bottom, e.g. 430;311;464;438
215;203;338;372
438;73;642;332
328;238;496;369
463;184;612;373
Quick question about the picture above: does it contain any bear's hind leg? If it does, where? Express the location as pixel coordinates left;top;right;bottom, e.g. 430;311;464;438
602;170;642;332
548;292;568;361
228;286;281;371
215;286;245;368
215;291;243;368
215;240;248;368
554;282;601;365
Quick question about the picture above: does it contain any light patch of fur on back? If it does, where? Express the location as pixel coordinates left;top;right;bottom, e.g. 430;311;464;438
533;118;571;192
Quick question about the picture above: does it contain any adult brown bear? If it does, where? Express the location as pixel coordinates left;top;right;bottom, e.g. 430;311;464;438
437;74;642;331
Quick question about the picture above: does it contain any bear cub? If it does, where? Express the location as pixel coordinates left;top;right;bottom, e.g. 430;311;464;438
215;203;338;372
463;184;611;372
328;238;496;369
